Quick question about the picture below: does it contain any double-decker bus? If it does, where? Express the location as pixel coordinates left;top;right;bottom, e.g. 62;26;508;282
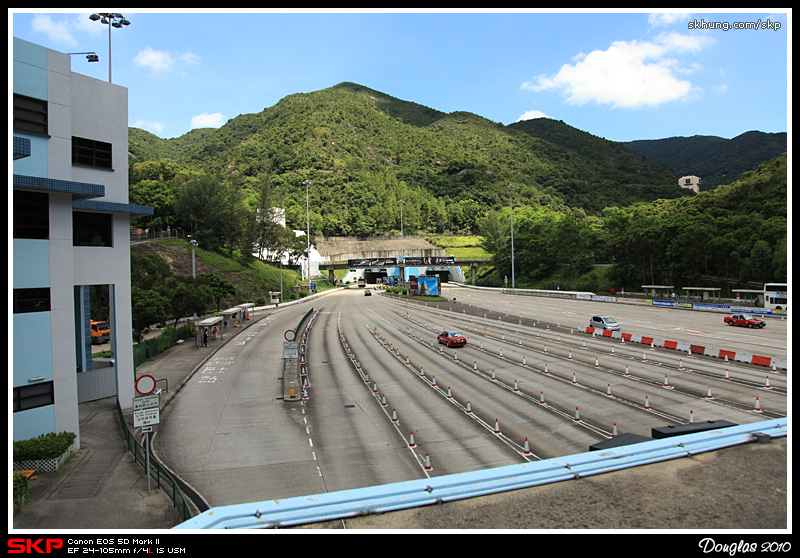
763;283;787;311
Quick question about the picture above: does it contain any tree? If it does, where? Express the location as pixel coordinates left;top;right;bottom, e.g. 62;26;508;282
200;273;237;311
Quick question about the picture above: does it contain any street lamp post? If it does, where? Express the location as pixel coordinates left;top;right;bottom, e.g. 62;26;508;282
508;184;515;290
399;200;405;283
303;180;311;293
89;13;130;83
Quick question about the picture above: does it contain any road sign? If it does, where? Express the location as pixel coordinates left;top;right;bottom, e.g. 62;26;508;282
284;329;296;342
135;374;156;395
133;393;159;411
134;407;160;428
283;341;299;359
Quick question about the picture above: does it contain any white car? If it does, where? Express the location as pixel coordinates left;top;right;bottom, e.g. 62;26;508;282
589;315;620;331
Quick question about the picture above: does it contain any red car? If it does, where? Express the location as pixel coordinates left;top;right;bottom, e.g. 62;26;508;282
438;330;467;347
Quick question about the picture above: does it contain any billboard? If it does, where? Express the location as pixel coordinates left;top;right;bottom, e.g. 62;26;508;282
413;276;439;296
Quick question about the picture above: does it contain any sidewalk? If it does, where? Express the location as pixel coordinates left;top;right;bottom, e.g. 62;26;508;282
12;319;252;531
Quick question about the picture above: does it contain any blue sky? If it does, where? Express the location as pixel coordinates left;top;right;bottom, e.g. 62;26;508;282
11;9;790;142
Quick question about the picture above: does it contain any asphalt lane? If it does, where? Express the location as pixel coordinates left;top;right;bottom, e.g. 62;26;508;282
152;286;786;529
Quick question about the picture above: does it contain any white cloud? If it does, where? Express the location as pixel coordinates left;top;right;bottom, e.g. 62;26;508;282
132;120;165;135
648;12;692;28
29;13;107;47
134;46;200;75
517;110;549;122
191;113;227;129
522;33;714;109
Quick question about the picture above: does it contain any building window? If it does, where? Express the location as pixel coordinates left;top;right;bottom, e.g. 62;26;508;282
72;136;113;170
14;190;49;240
14;382;55;413
73;211;113;247
13;288;51;314
13;94;48;136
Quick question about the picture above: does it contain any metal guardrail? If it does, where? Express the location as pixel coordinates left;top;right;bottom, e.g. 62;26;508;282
116;402;195;522
173;418;786;529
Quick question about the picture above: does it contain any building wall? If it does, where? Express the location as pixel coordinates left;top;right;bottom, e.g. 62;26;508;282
13;37;147;445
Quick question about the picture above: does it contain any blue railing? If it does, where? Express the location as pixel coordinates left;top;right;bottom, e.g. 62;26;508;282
174;418;786;529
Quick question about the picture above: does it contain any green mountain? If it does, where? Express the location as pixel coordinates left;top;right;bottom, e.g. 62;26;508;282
623;131;787;190
128;82;684;235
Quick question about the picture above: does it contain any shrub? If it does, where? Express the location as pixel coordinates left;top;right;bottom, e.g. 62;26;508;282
13;432;77;461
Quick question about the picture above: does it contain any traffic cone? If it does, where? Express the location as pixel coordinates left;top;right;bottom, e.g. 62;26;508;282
381;394;387;407
606;383;612;396
625;365;630;376
724;369;730;380
466;401;472;414
764;376;772;390
539;391;546;404
474;361;478;372
644;395;651;410
569;351;573;361
612;423;618;437
392;408;398;422
409;432;416;447
494;418;501;435
446;386;452;399
431;376;437;387
523;437;531;455
679;359;685;370
689;410;695;423
424;453;432;470
595;357;600;368
513;379;519;392
706;387;713;400
491;369;497;381
420;366;425;377
574;407;581;422
663;375;671;388
754;397;763;413
523;356;527;367
572;372;578;385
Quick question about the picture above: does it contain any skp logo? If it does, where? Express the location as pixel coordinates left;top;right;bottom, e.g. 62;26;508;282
8;539;64;554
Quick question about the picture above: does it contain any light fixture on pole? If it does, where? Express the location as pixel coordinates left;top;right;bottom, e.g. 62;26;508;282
68;52;100;63
89;13;130;83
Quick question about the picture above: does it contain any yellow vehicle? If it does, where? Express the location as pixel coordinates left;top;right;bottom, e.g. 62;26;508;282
90;320;110;344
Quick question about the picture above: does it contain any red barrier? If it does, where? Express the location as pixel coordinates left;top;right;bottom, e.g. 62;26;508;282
664;340;678;350
751;355;772;367
690;344;706;356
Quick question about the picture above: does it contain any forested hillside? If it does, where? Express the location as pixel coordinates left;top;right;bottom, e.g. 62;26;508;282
127;82;786;293
623;131;787;190
128;82;683;239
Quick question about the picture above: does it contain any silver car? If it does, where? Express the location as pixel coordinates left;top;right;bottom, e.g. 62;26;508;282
589;315;620;331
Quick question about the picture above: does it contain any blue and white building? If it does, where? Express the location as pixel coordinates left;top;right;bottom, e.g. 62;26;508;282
12;37;152;446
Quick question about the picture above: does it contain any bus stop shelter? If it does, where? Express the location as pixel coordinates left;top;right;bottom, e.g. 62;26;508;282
642;285;675;298
195;316;224;347
682;287;722;303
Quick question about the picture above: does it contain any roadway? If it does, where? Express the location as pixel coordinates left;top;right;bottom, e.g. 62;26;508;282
153;286;787;517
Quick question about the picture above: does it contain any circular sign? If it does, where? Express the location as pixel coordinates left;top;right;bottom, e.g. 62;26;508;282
135;374;157;396
284;329;296;342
